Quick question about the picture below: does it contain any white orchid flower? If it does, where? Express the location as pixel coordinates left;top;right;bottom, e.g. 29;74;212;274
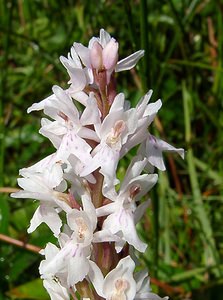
11;157;70;236
139;134;184;172
134;270;169;300
96;156;158;252
28;86;100;169
81;93;137;185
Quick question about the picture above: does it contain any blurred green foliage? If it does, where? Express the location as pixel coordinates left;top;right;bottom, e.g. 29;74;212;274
0;0;223;299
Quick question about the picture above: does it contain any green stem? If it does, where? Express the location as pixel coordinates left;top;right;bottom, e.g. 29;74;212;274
76;279;100;300
90;171;104;209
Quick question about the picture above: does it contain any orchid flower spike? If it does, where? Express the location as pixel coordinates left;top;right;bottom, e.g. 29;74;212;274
12;28;183;300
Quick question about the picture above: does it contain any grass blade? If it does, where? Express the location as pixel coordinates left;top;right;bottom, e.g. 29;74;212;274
183;81;220;269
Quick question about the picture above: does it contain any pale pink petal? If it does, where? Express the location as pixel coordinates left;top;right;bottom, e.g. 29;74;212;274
67;254;89;286
98;146;119;181
52;85;80;121
96;202;117;217
109;93;125;113
99;28;111;48
93;229;121;243
120;211;147;252
80;93;101;126
88;261;104;297
81;145;118;180
146;135;184;171
90;41;103;69
120;127;148;158
69;90;88;106
27;93;55;113
103;256;136;300
136;90;153;118
40;120;67;136
19;154;58;176
116;50;144;72
67;67;87;92
16;177;47;193
28;205;62;236
135;292;169;300
144;99;162;125
57;131;92;165
39;125;62;149
67;210;93;245
102;38;118;70
134;200;150;224
70;46;82;67
40;246;68;275
44;163;64;189
73;43;91;68
103;207;147;252
81;194;97;229
60;46;82;69
78;127;100;142
40;242;59;259
11;190;51;202
121;156;147;190
127;173;158;202
135;269;149;293
43;279;70;300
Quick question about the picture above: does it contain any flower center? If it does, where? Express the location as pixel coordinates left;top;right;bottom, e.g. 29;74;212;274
111;278;129;300
75;217;88;241
106;120;126;147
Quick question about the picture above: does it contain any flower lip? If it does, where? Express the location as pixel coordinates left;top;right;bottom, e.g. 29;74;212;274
111;278;129;300
75;217;89;242
106;120;126;147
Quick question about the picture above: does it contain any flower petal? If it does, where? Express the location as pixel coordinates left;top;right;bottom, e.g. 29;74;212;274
67;254;89;286
99;28;111;48
73;43;91;68
116;50;144;72
88;261;104;297
43;279;70;300
28;205;62;236
146;135;184;171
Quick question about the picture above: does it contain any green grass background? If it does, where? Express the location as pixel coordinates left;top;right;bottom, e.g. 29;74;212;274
0;0;223;299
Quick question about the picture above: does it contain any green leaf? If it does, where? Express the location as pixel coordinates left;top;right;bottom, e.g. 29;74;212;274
7;278;48;300
0;195;9;233
9;252;38;282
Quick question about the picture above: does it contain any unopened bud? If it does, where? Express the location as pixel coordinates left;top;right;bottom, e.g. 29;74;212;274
90;41;103;70
102;38;118;71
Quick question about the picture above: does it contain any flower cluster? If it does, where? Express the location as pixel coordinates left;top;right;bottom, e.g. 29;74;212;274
12;29;184;300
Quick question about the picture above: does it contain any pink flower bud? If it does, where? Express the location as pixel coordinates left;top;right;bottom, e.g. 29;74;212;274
102;38;118;71
90;41;103;70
